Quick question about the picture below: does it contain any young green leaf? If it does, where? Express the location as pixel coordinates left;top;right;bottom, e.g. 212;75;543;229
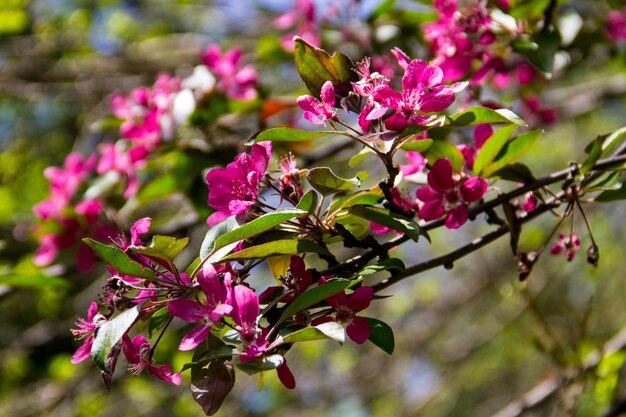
365;317;395;355
214;209;308;251
512;29;561;77
307;167;367;196
482;130;542;177
278;279;352;324
315;321;346;344
294;37;357;98
296;190;319;214
400;138;434;152
91;305;142;373
473;124;518;176
217;239;332;263
349;205;421;241
83;239;155;280
448;106;527;127
328;190;383;214
246;127;331;146
423;140;465;173
200;217;240;259
130;235;189;268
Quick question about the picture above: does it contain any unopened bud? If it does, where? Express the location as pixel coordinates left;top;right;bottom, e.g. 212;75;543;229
587;243;599;267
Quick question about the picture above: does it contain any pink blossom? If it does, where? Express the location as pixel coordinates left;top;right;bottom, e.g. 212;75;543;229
201;45;258;101
70;302;101;364
297;80;338;125
457;124;493;170
550;233;581;261
231;284;260;343
123;335;182;385
318;284;374;344
416;158;488;229
274;0;320;50
607;8;626;42
97;141;149;199
371;58;467;131
110;74;181;148
168;264;233;351
205;142;272;225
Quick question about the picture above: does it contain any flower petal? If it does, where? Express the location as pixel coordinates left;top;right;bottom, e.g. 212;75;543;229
347;316;371;344
178;323;212;351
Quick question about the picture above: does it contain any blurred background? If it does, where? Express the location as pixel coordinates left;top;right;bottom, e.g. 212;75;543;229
1;0;626;416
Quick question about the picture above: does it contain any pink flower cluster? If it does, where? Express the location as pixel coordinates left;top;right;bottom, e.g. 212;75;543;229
297;49;468;135
416;158;488;229
607;8;626;43
205;142;272;226
274;0;320;50
32;153;116;271
201;45;258;101
550;233;581;261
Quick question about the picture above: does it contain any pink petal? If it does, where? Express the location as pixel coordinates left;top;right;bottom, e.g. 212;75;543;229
460;177;488;202
71;335;93;364
347;316;371;344
445;205;469;229
474;124;493;148
130;217;151;246
347;286;374;313
428;158;456;192
232;285;259;329
276;359;296;389
418;200;446;221
297;95;320;114
168;299;208;323
320;81;335;105
148;363;182;385
178;323;212;351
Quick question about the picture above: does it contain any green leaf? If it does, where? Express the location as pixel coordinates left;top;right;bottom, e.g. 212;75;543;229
423;140;465;173
296;190;319;214
246;127;331;146
307;167;367;196
214;209;308;251
348;205;421;241
595;183;626;202
349;148;374;167
294;37;357;98
448;107;527;127
473;124;518;176
586;171;622;192
200;217;240;261
582;136;603;175
281;326;333;344
217;239;332;263
91;305;142;373
490;163;536;184
315;321;346;344
0;273;69;288
237;354;284;375
600;127;626;158
365;317;395;355
278;279;351;324
400;138;433;152
358;258;407;276
83;239;155;280
148;307;172;339
130;235;189;268
482;130;542;177
328;190;383;214
512;29;561;77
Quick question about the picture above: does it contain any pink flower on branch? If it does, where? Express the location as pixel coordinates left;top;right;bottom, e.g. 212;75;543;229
416;158;487;229
123;335;182;385
297;80;338;125
315;281;374;344
205;142;272;226
371;58;467;132
550;233;581;261
70;302;101;364
168;264;233;351
201;45;258;101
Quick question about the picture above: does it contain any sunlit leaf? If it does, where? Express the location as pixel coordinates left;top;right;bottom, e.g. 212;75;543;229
91;305;142;373
83;239;155;280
